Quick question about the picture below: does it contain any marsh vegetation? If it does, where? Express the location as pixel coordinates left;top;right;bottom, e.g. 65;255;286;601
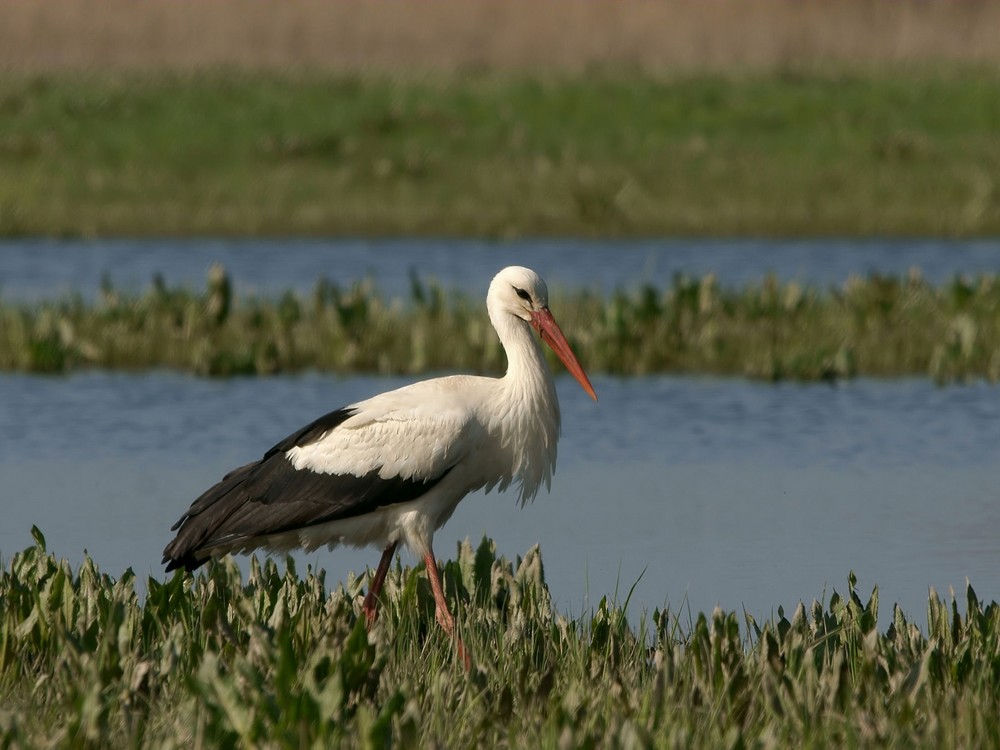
4;268;1000;383
1;530;997;747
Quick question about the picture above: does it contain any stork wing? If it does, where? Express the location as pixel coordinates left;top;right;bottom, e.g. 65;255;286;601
163;385;483;571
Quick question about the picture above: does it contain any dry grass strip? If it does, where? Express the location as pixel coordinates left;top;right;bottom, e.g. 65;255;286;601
4;0;1000;73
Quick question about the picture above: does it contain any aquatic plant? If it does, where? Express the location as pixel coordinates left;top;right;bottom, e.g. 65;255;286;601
1;529;999;747
4;267;1000;382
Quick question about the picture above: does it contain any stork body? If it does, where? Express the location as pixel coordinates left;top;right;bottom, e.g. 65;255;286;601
163;266;596;654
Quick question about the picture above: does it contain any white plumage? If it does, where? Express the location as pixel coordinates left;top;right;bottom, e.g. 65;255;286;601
163;266;597;659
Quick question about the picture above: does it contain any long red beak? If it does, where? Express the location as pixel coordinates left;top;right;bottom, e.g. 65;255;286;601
530;308;598;401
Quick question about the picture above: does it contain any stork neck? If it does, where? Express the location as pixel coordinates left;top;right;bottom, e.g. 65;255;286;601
494;313;551;397
489;308;561;504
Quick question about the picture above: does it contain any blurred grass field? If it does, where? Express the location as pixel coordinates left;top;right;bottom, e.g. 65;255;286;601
1;1;999;237
1;69;998;237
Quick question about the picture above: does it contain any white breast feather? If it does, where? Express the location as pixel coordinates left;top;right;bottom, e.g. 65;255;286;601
475;366;560;505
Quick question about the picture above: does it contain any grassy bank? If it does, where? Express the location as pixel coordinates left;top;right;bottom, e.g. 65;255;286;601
4;269;1000;382
1;69;999;237
1;530;998;747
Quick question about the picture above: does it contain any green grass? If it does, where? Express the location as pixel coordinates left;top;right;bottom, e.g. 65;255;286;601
4;268;1000;382
1;529;998;748
1;68;999;237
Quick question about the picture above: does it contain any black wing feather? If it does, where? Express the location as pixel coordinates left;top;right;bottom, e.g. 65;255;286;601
162;406;452;572
173;407;355;524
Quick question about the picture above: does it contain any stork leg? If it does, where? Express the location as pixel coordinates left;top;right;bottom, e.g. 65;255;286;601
423;548;470;668
362;541;398;627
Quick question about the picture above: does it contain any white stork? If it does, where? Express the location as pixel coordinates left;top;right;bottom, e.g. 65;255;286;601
163;266;597;657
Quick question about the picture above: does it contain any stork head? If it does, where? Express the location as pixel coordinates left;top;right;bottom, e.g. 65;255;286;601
489;266;598;401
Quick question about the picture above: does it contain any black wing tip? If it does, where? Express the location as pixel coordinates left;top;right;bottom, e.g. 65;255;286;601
163;552;208;573
162;534;210;572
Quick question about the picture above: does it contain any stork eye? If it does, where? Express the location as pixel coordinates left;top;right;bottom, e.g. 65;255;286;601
513;286;532;303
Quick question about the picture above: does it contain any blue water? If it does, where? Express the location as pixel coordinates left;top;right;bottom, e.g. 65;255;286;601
3;236;1000;303
2;371;998;623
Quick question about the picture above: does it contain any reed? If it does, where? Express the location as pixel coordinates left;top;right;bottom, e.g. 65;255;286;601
3;268;1000;383
2;529;998;747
